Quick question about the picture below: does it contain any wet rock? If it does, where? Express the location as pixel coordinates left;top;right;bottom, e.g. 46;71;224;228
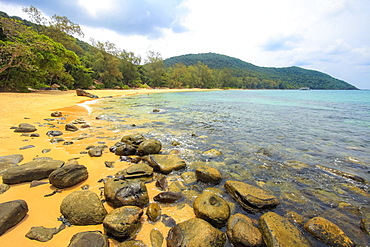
181;171;197;185
0;184;10;194
2;159;64;184
0;154;23;174
196;166;222;184
148;155;186;174
119;240;148;247
146;202;161;222
30;180;48;188
150;229;164;247
104;179;149;208
25;225;63;242
46;130;63;137
120;163;153;179
104;161;114;168
284;211;305;226
49;164;88;189
155;175;168;190
224;180;279;213
166;218;226;247
50;137;65;143
65;124;79;132
202;149;222;158
60;190;107;225
137;139;162;156
121;133;146;148
259;212;310;247
51;111;62;117
361;218;370;235
227;213;263;247
153;108;161;113
193;191;230;228
14;123;37;133
0;200;28;236
162;214;177;227
30;133;40;137
76;89;98;98
304;216;354;247
316;164;366;183
103;206;143;240
68;231;109;247
19;145;35;150
154;192;182;203
88;145;107;157
115;144;137;156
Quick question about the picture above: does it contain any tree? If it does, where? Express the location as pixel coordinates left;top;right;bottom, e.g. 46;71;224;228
119;50;142;87
144;51;167;88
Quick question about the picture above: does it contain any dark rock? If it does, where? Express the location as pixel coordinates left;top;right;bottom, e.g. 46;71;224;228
30;180;48;188
19;145;35;150
304;216;354;247
60;190;107;225
103;206;143;240
46;130;63;137
166;218;226;247
63;141;74;145
150;229;164;247
0;200;28;236
88;145;107;157
14;123;37;133
120;163;154;179
121;133;146;148
148;155;186;174
30;133;40;137
115;144;137;156
137;139;162;156
259;212;310;247
0;184;10;194
153;109;161;113
49;164;88;189
146;202;161;222
155;175;168;190
0;154;23;174
65;124;79;132
361;218;370;235
51;111;62;117
227;213;263;247
68;231;109;247
154;192;182;203
104;179;149;208
42;149;51;153
50;137;65;143
193;191;230;228
2;159;64;184
224;180;279;213
196;166;222;184
119;240;148;247
25;225;63;242
76;89;98;98
161;214;177;227
104;161;114;168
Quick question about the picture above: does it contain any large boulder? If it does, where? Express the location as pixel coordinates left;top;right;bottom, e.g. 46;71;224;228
195;166;222;184
104;179;149;208
13;123;37;133
0;200;28;236
259;212;310;247
148;155;186;174
137;139;162;156
49;164;88;189
68;231;109;247
60;191;107;225
0;154;23;174
103;206;143;240
224;180;279;212
227;213;263;247
193;192;230;228
121;133;146;148
304;217;354;247
2;159;64;184
166;218;226;247
76;89;98;98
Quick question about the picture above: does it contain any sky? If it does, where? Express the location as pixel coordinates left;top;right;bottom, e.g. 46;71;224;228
1;0;369;89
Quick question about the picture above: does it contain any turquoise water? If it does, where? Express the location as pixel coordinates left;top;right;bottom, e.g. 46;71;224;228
93;90;370;245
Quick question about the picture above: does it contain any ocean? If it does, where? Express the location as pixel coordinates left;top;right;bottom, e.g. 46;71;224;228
93;90;370;245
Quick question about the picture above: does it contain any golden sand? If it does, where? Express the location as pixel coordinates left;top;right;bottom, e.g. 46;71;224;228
0;89;210;246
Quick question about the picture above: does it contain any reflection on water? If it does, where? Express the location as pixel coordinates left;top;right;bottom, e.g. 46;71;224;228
93;90;370;245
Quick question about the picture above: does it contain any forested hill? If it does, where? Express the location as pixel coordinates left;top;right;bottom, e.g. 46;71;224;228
164;53;357;90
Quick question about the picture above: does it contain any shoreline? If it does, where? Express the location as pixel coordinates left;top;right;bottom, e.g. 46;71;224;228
0;88;213;247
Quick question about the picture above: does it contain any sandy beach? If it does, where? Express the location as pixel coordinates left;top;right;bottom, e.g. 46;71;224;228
0;88;212;247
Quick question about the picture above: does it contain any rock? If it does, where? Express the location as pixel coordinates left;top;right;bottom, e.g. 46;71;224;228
49;164;88;189
104;179;149;208
2;159;64;184
46;130;63;137
259;212;310;247
65;124;79;132
154;192;182;203
284;211;305;226
196;166;222;184
50;137;65;143
316;164;366;183
181;171;197;185
51;111;62;117
151;229;164;247
361;218;370;235
19;145;35;150
193;191;230;228
146;203;161;222
119;240;148;247
148;155;186;174
104;161;114;168
14;123;37;133
162;214;177;227
0;184;10;194
120;163;154;179
68;231;109;247
0;154;23;174
25;225;62;242
30;133;40;137
202;149;222;158
30;180;48;188
166;218;226;247
137;139;162;156
304;216;354;247
227;213;263;247
224;180;279;212
0;200;28;236
153;108;161;113
115;144;137;156
103;206;143;240
88;146;106;157
60;190;107;225
155;175;168;190
76;89;98;98
121;133;146;148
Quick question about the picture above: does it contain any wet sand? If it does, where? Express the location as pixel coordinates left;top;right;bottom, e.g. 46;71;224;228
0;89;211;246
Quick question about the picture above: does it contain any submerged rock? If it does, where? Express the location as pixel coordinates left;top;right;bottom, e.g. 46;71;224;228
0;200;28;236
166;218;226;247
304;216;354;247
202;149;222;158
49;164;88;189
195;166;222;184
14;123;37;133
68;231;109;247
151;229;164;247
148;155;186;174
227;213;263;247
146;202;161;222
361;218;370;235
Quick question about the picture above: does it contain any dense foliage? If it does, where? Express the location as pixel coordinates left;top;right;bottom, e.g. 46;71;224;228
0;9;357;91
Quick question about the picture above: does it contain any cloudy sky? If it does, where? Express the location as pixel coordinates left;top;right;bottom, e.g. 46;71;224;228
1;0;369;89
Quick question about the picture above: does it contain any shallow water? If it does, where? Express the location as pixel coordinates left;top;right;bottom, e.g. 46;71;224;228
92;90;370;246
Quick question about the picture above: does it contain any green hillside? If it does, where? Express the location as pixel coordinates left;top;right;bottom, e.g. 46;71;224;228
164;53;357;90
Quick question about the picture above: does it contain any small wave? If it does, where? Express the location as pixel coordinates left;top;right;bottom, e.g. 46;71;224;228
77;99;100;114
